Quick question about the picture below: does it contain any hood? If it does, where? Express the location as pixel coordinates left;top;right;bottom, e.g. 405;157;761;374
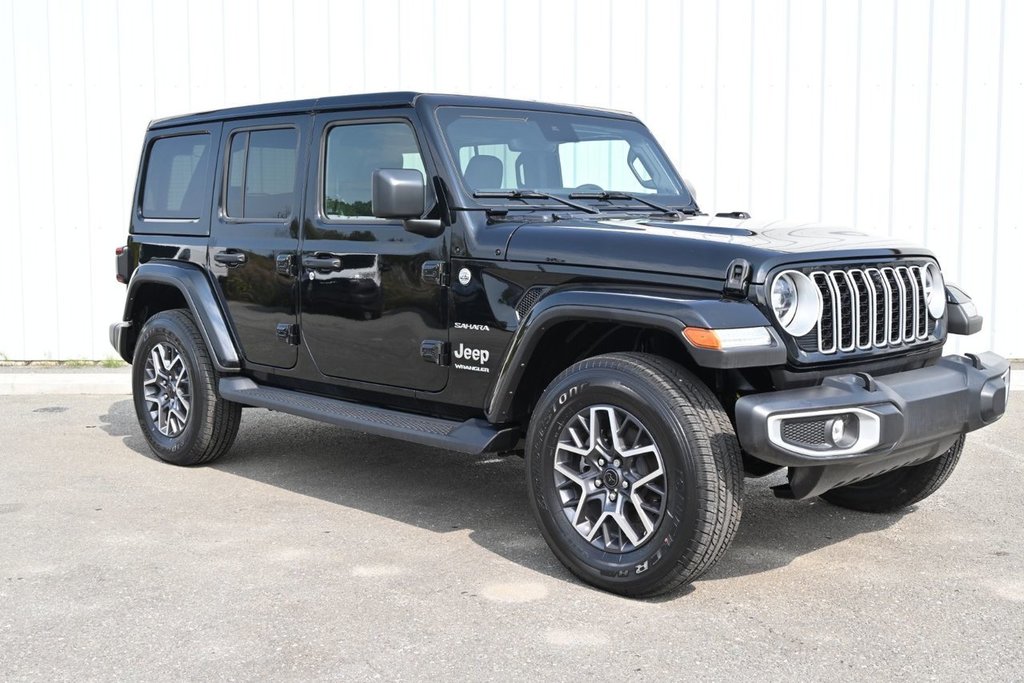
504;216;936;283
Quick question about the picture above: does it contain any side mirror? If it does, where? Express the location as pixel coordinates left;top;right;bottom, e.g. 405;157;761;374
372;168;425;219
371;169;444;237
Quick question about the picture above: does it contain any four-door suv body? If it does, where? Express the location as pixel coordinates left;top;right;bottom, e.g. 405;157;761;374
110;93;1010;596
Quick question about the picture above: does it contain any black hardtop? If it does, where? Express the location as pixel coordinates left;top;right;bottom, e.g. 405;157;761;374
149;92;639;130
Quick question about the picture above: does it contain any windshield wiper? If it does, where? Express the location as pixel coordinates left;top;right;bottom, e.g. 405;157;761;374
568;191;696;218
473;190;600;215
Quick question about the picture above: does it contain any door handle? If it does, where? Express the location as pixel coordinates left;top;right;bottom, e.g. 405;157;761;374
214;251;247;266
302;255;342;271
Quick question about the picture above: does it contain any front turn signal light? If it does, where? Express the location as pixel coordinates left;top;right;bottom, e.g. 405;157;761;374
682;326;774;350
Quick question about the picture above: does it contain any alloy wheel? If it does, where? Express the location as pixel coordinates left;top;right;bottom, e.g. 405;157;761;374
143;342;192;437
553;404;668;553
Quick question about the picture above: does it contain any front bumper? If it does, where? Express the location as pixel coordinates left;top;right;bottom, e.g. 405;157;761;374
735;352;1010;498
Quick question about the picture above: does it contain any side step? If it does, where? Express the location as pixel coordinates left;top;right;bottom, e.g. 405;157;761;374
218;377;520;455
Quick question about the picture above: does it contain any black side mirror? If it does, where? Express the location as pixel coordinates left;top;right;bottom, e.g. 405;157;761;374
371;169;444;237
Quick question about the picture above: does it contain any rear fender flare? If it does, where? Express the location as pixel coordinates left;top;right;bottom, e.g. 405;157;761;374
122;261;241;372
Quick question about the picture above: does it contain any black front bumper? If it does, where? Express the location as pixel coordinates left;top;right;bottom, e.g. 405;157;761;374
735;352;1010;499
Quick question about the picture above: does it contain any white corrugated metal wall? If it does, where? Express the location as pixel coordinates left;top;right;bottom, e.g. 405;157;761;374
1;0;1021;360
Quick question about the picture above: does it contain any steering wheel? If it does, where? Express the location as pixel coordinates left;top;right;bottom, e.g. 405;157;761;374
573;183;604;193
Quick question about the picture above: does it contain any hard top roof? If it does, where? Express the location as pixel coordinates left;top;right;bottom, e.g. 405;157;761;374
149;92;638;130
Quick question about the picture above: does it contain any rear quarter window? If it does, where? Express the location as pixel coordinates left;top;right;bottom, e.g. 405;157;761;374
141;133;212;219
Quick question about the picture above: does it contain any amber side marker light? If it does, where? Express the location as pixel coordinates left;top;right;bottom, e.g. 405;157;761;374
682;326;774;350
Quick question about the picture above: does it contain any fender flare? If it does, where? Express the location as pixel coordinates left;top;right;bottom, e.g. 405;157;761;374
484;288;786;422
121;261;241;372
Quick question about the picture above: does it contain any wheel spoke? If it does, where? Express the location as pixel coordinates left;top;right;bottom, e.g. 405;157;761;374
150;348;165;377
630;494;656;534
620;444;658;459
567;425;585;449
611;510;642;546
554;461;585;487
585;511;611;542
633;467;664;491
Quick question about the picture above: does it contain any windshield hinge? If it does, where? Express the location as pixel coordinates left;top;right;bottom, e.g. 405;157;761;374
420;340;450;365
723;259;752;298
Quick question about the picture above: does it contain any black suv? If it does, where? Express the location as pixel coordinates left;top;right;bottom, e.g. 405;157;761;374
110;93;1009;596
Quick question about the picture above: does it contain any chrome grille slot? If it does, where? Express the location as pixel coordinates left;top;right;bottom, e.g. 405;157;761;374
811;272;836;354
848;269;873;349
797;263;935;355
882;268;903;345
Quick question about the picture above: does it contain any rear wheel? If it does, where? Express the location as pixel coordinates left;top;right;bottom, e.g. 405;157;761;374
525;352;743;597
820;436;965;512
132;309;241;465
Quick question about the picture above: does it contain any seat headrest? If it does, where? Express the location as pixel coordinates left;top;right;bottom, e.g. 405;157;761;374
463;155;504;190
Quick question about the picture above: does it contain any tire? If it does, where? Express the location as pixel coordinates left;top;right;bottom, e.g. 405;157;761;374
131;309;241;466
525;352;743;597
820;435;965;513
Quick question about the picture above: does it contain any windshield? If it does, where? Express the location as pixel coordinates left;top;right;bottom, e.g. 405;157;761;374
435;106;693;210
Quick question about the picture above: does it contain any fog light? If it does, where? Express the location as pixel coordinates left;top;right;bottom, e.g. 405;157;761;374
830;417;846;443
824;414;859;449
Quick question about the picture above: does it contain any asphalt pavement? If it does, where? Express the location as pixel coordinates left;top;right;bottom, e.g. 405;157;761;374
1;391;1022;681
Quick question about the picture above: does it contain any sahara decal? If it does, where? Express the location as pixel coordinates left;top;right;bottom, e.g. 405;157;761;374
454;322;491;332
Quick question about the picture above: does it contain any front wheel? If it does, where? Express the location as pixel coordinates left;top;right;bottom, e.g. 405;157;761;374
820;436;965;513
525;353;743;597
132;309;241;466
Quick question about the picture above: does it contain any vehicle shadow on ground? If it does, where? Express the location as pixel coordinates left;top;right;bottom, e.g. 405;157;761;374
100;399;907;596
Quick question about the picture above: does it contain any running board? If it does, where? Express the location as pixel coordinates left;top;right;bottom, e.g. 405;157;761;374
218;377;520;455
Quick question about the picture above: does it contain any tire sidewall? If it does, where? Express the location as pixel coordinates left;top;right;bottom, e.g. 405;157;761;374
526;365;706;593
132;312;209;463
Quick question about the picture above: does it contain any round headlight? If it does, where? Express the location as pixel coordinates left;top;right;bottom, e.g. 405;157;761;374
923;263;946;318
770;270;821;337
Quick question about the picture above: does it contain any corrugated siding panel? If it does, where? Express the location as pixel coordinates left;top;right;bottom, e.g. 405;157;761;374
0;0;1019;359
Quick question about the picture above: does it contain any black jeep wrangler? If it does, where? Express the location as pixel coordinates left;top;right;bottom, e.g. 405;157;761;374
110;93;1009;596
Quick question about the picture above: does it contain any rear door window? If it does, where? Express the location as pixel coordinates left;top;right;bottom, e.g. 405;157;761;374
224;128;299;220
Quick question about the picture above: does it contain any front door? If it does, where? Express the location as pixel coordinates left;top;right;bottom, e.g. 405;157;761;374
208;115;310;369
299;111;448;391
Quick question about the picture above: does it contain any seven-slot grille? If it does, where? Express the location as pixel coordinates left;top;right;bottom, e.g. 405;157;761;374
796;264;934;354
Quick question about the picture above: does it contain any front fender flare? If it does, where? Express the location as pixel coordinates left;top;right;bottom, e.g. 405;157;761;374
484;288;786;423
121;261;241;372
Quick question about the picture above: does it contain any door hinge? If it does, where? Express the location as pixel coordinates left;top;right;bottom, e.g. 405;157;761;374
276;323;300;346
421;260;448;287
420;340;449;365
276;253;295;276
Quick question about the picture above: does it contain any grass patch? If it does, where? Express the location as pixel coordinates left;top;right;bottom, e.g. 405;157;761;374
100;358;127;368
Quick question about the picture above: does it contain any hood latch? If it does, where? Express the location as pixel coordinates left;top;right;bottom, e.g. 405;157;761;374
723;258;752;298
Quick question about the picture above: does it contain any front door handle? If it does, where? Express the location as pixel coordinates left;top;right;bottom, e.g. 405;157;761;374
214;251;247;266
302;255;342;271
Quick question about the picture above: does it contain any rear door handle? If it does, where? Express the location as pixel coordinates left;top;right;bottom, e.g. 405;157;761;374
302;255;342;271
214;251;247;266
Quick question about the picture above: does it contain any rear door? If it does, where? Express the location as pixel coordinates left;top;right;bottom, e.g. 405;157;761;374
208;116;310;369
299;110;449;391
